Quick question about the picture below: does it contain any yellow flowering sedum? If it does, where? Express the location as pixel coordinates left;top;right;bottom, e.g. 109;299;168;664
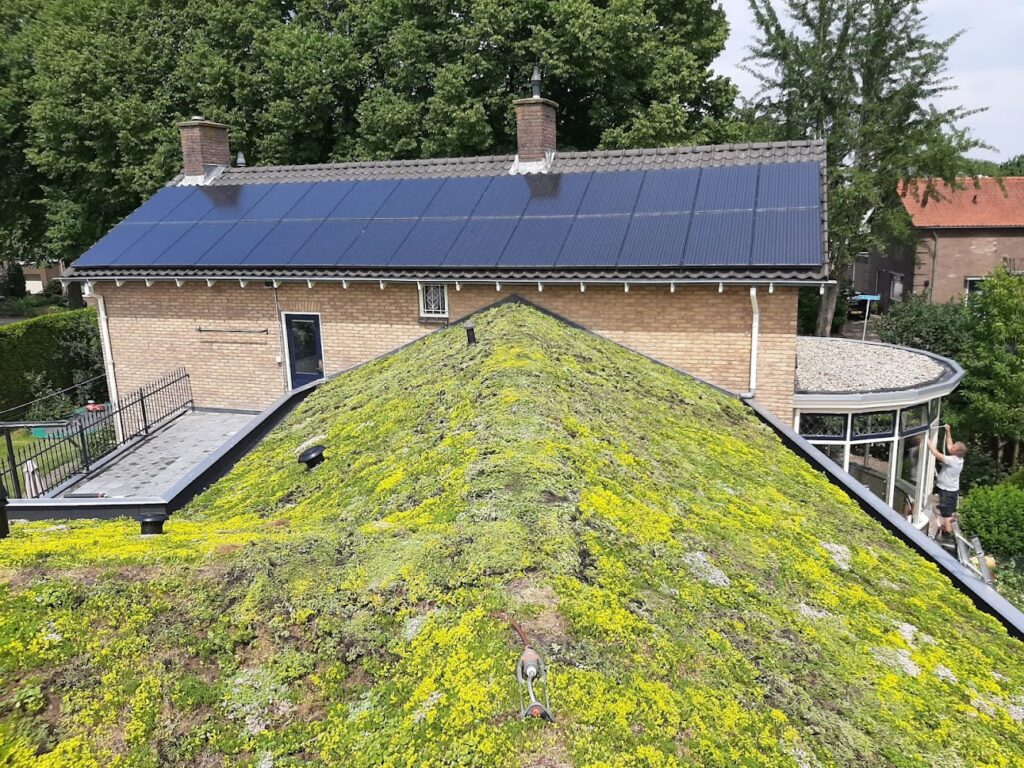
0;302;1022;766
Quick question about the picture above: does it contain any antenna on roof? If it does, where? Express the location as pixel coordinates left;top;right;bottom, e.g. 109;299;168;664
531;65;542;99
236;151;247;168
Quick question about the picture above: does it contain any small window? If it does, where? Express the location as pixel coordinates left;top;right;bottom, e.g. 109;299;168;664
899;404;929;434
965;277;984;297
419;283;448;319
852;410;895;438
799;413;848;440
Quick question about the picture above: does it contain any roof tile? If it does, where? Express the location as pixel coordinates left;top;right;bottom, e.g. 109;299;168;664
900;177;1024;228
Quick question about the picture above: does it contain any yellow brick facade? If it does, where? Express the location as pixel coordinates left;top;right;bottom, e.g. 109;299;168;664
94;281;797;419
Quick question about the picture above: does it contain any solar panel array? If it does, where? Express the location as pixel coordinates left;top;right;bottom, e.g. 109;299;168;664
76;163;823;271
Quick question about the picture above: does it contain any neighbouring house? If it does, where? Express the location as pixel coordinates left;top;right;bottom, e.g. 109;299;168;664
891;177;1024;304
20;262;63;295
65;79;829;422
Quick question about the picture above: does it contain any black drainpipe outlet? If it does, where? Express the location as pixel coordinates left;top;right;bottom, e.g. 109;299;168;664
138;512;168;536
466;321;477;346
0;480;9;540
298;445;326;470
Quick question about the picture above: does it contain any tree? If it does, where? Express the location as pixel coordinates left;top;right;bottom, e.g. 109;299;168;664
1;0;740;263
5;262;26;299
1001;155;1024;176
743;0;982;334
875;294;970;360
959;266;1024;465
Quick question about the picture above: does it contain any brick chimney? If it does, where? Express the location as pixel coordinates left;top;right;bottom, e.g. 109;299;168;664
513;67;557;164
178;116;230;179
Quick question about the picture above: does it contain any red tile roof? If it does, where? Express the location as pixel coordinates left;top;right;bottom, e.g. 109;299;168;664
900;177;1024;228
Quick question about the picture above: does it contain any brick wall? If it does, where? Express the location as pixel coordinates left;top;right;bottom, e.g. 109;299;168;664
513;98;557;161
94;281;798;419
179;120;230;176
914;229;1024;303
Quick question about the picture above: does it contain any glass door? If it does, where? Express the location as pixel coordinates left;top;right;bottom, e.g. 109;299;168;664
284;314;324;389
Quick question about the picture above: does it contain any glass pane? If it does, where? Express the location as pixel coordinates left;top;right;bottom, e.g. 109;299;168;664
289;320;320;374
799;413;847;439
852;411;895;438
894;434;926;519
813;442;845;468
422;284;446;315
900;404;929;433
849;441;892;502
928;398;941;424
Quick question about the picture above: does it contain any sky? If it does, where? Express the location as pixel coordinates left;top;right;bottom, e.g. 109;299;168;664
713;0;1024;163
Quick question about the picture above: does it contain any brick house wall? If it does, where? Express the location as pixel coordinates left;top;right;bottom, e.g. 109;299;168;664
94;281;797;419
912;228;1024;303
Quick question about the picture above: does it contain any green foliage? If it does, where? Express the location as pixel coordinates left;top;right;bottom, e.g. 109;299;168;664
5;262;26;299
0;304;1022;765
0;308;105;413
996;558;1024;612
0;0;739;262
744;0;982;280
876;294;971;359
959;267;1024;443
798;286;847;335
960;483;1024;558
1001;155;1024;176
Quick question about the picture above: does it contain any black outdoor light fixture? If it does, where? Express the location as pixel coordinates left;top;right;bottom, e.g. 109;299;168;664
138;512;168;536
466;321;477;346
298;445;326;470
0;479;9;540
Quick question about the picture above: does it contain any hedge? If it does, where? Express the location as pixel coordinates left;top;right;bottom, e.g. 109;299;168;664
959;482;1024;558
0;308;104;412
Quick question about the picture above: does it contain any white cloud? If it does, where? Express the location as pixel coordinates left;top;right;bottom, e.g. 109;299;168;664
713;0;1024;162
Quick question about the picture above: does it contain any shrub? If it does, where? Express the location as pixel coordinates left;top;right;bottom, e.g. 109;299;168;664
959;483;1024;557
797;286;848;335
0;308;106;413
876;295;969;360
5;263;26;299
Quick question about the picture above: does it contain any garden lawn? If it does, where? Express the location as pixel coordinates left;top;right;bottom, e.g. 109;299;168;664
0;302;1022;767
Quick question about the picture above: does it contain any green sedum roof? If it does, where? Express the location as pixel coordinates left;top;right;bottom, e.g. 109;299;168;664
1;302;1022;766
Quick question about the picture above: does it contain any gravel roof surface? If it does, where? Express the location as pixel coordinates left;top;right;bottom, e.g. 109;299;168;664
796;337;950;394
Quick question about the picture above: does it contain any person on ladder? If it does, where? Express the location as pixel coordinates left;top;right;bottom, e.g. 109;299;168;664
928;424;967;544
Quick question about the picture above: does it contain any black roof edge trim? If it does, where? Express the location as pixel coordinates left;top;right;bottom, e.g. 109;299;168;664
745;396;1024;641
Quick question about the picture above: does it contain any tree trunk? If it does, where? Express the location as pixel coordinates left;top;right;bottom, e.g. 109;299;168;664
815;284;839;337
1013;439;1021;469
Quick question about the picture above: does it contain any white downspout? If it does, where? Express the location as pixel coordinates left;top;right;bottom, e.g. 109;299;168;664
744;286;760;398
95;292;123;442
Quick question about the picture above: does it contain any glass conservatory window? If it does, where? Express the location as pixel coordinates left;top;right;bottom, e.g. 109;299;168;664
852;411;895;438
849;441;892;502
799;413;848;440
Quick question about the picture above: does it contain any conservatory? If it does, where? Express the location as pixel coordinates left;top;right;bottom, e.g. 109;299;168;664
794;337;964;521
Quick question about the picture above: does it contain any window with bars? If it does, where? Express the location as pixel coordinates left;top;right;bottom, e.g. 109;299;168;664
419;283;448;319
799;413;847;439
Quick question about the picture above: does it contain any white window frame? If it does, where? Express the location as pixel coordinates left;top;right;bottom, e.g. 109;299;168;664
418;282;449;319
964;277;984;299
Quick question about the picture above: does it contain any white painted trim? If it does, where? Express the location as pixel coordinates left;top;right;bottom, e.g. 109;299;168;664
417;282;449;319
280;311;326;391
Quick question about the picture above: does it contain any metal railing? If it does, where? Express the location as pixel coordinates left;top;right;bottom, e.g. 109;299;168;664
0;369;193;499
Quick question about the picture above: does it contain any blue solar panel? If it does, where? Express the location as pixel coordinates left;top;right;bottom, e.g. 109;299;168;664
150;223;232;265
684;211;755;266
389;219;468;266
337;220;416;266
577;172;644;215
195;222;275;265
619;214;690;267
123;187;192;224
757;163;820;209
78;162;823;271
444;219;517;266
243;221;320;265
76;223;153;266
200;185;274;222
287;181;356;220
473;176;532;218
243;183;313;221
557;217;629;267
499;218;573;267
116;223;191;265
523;173;590;216
332;180;399;218
634;169;699;214
289;220;366;266
693;166;758;212
375;178;444;218
424;177;491;217
752;209;821;265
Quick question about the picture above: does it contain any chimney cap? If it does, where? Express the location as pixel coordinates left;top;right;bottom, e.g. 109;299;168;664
531;65;542;98
236;150;247;167
178;116;230;129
